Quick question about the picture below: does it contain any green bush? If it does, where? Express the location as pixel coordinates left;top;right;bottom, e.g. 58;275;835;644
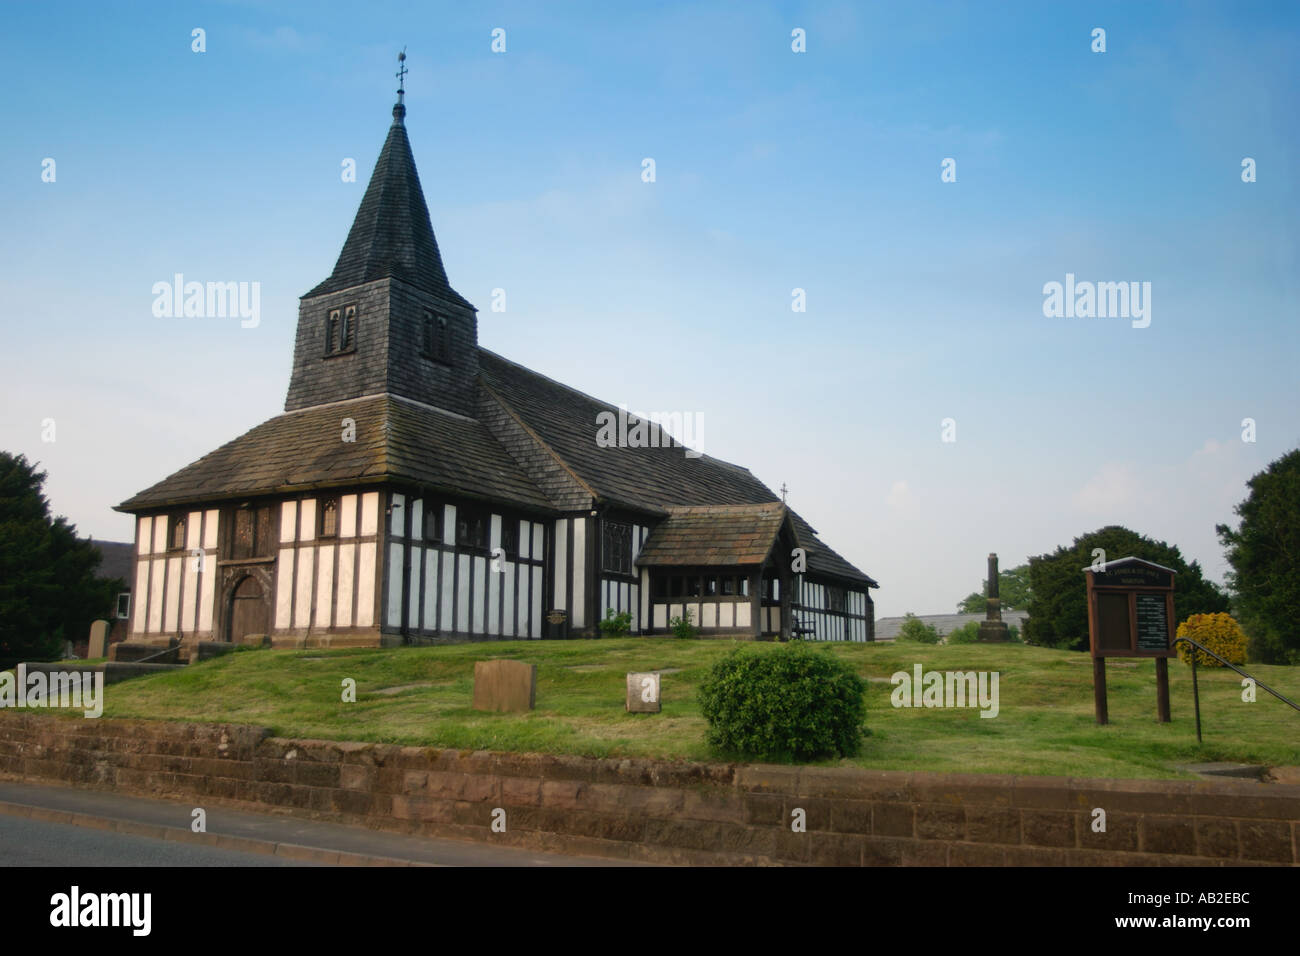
945;621;980;644
669;608;697;639
944;620;1021;644
597;608;632;637
697;642;867;760
896;613;942;644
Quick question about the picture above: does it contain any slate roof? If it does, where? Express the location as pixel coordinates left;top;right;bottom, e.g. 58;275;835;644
479;350;877;587
116;393;551;512
305;104;473;311
635;504;789;567
478;349;778;511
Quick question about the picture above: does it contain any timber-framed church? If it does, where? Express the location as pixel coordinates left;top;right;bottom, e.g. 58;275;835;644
116;87;879;649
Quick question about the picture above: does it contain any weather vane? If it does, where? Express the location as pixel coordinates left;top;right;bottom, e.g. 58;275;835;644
396;48;408;99
780;482;788;503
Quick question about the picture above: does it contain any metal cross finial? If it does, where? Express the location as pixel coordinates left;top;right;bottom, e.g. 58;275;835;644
780;482;789;503
396;48;408;96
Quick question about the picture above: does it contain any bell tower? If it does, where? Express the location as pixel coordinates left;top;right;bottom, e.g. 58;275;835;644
284;52;479;418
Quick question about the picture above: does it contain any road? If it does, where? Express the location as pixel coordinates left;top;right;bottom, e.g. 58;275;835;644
0;814;308;866
0;779;635;866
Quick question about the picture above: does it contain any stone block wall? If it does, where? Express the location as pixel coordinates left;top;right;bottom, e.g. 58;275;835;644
0;715;1295;866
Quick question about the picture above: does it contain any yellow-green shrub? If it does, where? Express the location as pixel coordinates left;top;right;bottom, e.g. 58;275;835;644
1175;612;1248;668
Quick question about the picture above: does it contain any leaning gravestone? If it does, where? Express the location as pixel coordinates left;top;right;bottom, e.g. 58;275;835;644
626;672;661;713
87;620;110;659
472;660;537;712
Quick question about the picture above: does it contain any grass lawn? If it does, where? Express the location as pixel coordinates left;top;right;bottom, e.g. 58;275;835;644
11;639;1300;778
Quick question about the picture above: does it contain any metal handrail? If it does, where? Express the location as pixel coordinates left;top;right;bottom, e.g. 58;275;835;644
1172;636;1300;744
123;642;185;665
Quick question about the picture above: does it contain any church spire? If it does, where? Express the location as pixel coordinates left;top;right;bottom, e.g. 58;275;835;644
305;50;468;307
287;56;480;416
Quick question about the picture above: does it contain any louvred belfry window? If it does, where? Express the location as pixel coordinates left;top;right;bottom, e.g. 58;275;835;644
325;305;358;355
341;304;356;349
423;310;450;364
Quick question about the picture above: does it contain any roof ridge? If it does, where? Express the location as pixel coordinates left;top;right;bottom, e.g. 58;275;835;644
666;502;783;513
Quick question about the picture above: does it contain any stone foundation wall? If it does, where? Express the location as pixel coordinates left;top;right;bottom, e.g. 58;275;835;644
0;714;1295;866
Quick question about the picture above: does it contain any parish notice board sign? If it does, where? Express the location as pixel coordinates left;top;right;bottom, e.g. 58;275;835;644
1086;558;1176;658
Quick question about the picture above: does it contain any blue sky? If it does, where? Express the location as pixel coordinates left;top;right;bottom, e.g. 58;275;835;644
2;1;1297;616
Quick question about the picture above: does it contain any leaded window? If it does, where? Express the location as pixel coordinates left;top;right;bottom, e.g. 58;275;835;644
602;520;632;575
456;506;489;550
501;519;519;558
168;514;186;551
319;497;338;538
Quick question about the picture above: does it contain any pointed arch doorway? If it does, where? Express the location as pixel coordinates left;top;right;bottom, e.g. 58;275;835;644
226;574;269;644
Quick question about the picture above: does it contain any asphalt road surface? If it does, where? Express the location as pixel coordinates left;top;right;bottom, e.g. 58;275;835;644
0;779;631;866
0;814;311;866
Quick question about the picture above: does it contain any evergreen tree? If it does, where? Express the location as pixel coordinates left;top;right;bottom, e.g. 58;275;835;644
1023;525;1229;651
0;452;120;664
1217;448;1300;663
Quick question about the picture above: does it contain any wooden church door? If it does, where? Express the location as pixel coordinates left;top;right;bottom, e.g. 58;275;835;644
227;575;268;644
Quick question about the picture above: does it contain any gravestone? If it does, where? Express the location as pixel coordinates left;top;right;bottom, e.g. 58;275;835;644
977;553;1011;642
88;620;110;659
472;660;537;712
626;672;661;713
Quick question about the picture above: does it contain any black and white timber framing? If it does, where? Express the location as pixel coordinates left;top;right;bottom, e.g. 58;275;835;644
116;91;878;649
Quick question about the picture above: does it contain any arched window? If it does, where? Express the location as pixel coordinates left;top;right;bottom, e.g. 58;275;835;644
169;514;186;551
319;497;338;538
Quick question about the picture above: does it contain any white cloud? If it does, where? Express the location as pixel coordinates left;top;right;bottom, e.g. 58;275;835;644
886;479;916;512
1071;462;1140;515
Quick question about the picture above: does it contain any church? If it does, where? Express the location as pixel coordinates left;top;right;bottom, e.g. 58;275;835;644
116;80;878;649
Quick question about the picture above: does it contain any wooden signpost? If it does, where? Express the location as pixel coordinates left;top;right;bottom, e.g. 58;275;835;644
1085;556;1177;725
